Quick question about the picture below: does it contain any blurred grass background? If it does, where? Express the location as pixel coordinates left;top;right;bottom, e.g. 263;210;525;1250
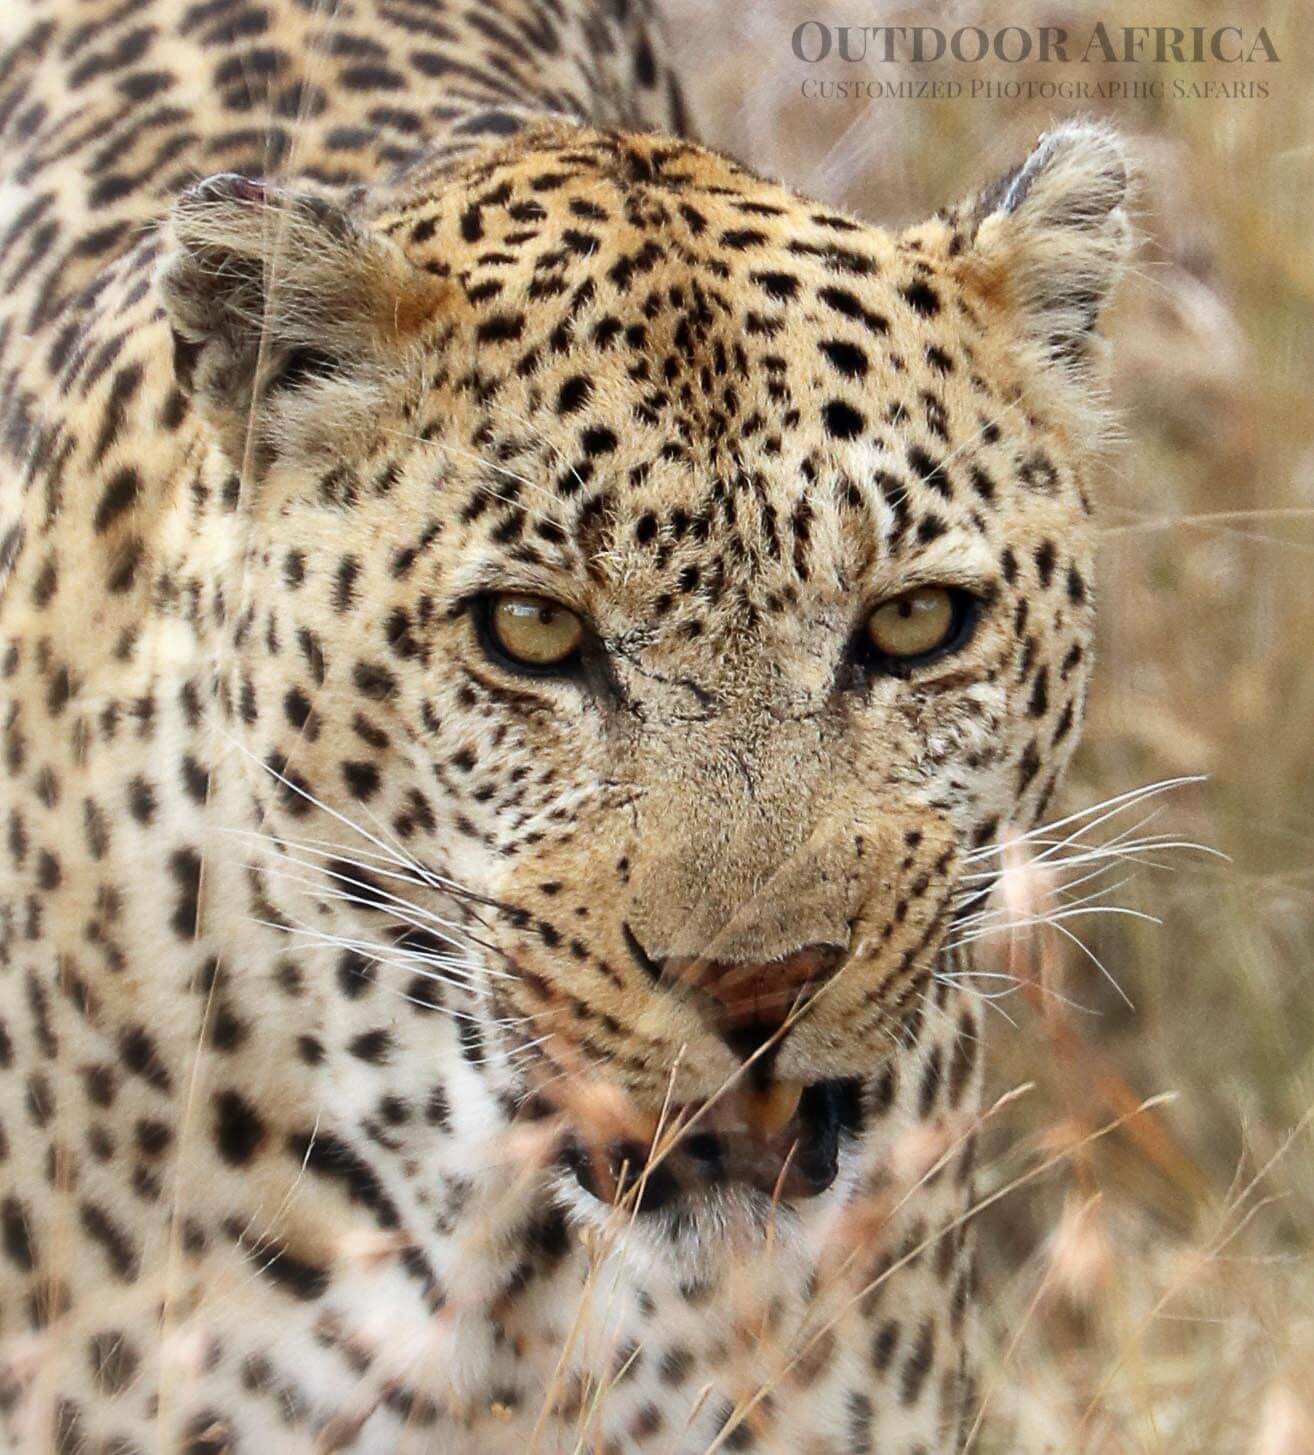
664;2;1314;1448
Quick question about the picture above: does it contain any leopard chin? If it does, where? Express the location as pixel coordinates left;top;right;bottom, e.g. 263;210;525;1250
550;1133;863;1281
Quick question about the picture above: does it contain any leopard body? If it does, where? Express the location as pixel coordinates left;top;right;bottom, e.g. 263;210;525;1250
0;2;1131;1450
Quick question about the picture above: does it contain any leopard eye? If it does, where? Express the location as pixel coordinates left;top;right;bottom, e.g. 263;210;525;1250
865;586;967;664
485;593;584;671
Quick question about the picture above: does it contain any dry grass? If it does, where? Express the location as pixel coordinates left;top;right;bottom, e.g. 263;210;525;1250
663;1;1314;1448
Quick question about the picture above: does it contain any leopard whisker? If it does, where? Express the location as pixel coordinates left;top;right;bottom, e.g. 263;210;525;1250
225;730;439;866
252;920;532;1029
251;838;482;924
377;422;567;519
956;818;1193;885
234;830;515;957
226;731;502;902
932;967;1097;1017
254;865;519;980
484;398;593;501
962;774;1209;863
217;771;529;927
952;868;1142;933
236;846;497;950
254;917;484;989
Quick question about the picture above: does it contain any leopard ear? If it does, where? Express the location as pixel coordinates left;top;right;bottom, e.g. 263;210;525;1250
160;174;446;468
957;122;1133;372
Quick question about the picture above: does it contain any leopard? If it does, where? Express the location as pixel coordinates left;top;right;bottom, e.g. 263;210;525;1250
0;0;1134;1450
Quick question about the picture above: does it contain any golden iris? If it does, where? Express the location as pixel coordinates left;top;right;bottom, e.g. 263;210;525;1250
488;593;583;668
866;586;958;660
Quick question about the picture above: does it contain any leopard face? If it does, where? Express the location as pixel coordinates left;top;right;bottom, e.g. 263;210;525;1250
163;120;1129;1215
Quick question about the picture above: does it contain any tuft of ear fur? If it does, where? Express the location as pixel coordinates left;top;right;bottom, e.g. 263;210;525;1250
160;174;447;470
958;121;1133;373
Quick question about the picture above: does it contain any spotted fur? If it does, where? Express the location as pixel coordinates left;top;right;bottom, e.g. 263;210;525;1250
0;2;1131;1451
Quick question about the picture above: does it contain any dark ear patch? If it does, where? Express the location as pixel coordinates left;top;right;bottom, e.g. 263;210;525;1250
159;173;447;468
957;123;1133;369
269;346;341;393
170;328;204;394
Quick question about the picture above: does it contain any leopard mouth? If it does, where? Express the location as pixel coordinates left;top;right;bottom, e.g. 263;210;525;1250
560;1076;865;1214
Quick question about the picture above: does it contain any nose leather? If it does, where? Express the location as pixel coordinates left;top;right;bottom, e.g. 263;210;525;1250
662;943;848;1056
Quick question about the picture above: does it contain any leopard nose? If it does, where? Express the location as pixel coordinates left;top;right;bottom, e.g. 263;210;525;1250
624;928;848;1062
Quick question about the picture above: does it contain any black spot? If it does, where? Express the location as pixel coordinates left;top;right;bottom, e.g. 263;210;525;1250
1019;451;1060;493
818;287;879;333
580;426;617;457
633;32;657;85
336;949;372;1000
818;339;868;379
239;1231;328;1301
209;1004;248;1052
968;465;995;502
92;466;140;533
406;975;444;1013
426;1084;451;1130
272;346;337;391
353;662;396;700
751;270;799;301
289;1130;401;1229
181;755;209;804
332;556;360;612
900;280;940;316
283;687;313;729
1034;540;1057;587
908;445;951;499
118;1026;171;1093
476;312;525;345
82;1064;115;1107
79;1202;139;1281
341;760;380;800
899;1319;936;1404
1017;739;1042;792
135;1119;172;1157
678;202;706;234
348;1029;393;1064
169;848;202;939
2;1197;34;1271
948;1015;980;1109
556;375;591;413
719;228;767;249
871;1319;900;1372
36;849;60;890
214;1090;266;1165
822;401;865;441
266;752;313;817
918;1047;943;1118
325;859;392;913
1053;700;1075;744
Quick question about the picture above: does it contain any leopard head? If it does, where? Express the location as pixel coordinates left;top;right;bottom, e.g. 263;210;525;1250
162;120;1131;1214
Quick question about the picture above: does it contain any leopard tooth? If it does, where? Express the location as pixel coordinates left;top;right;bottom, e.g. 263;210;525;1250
743;1079;804;1137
